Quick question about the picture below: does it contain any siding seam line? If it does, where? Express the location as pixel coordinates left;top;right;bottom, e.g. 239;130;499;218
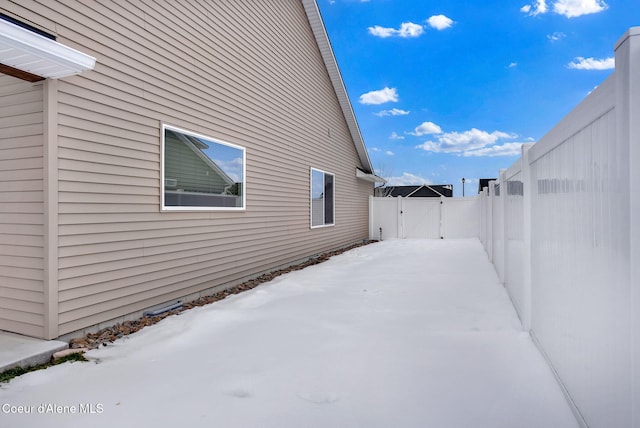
43;79;59;339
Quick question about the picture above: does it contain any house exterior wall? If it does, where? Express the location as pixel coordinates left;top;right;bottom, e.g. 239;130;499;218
0;75;45;337
1;1;372;337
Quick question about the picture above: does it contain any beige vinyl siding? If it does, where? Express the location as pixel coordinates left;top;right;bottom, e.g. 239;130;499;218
2;1;372;336
0;75;45;338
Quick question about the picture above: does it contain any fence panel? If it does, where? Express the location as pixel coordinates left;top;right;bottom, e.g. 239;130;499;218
529;107;630;428
442;197;480;238
369;197;400;240
478;28;640;428
505;169;525;320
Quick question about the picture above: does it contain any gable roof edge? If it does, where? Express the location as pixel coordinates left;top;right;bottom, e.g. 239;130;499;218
301;0;374;174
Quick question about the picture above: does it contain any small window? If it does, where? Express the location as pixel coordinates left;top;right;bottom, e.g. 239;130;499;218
311;168;335;227
162;124;245;211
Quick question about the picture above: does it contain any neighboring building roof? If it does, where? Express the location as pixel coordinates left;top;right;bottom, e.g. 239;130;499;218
301;0;375;176
375;185;454;198
478;178;496;194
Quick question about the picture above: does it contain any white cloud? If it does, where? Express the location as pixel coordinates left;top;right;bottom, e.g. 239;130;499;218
415;128;517;155
390;132;405;140
587;85;599;95
368;16;453;39
547;32;566;42
521;0;607;17
370;148;395;156
409;121;443;136
368;22;424;38
521;0;548;16
359;87;399;105
567;56;614;70
463;143;525;157
375;108;410;117
213;158;243;182
398;22;424;37
553;0;607;17
508;62;518;68
368;25;397;38
385;172;433;186
426;15;453;30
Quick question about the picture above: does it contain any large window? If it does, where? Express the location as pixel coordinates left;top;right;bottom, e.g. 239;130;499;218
162;124;245;211
311;168;334;227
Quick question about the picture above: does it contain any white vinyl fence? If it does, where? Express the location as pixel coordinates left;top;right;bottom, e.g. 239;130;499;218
369;196;479;240
480;27;640;428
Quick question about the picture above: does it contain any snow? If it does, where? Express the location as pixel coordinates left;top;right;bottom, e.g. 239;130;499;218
0;239;579;427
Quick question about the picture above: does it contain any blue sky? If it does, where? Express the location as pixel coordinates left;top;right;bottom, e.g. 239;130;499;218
316;0;639;196
197;137;244;183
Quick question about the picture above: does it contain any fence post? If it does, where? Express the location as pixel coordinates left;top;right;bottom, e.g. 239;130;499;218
369;195;374;240
481;187;489;252
615;27;640;428
521;143;535;331
397;196;403;239
479;189;485;247
488;181;495;262
439;195;446;239
499;169;507;285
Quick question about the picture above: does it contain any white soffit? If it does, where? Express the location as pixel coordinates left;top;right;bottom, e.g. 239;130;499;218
356;168;387;184
0;18;96;79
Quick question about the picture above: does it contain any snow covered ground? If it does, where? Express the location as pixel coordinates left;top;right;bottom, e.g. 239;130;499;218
0;239;578;428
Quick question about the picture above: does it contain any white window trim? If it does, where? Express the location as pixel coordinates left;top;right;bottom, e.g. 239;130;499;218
161;123;246;212
310;167;335;229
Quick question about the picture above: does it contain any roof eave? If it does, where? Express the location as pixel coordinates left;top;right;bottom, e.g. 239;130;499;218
356;168;386;184
301;0;375;175
0;18;96;80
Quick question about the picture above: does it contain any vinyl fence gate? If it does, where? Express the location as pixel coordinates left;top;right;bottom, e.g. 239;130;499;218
368;196;480;240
